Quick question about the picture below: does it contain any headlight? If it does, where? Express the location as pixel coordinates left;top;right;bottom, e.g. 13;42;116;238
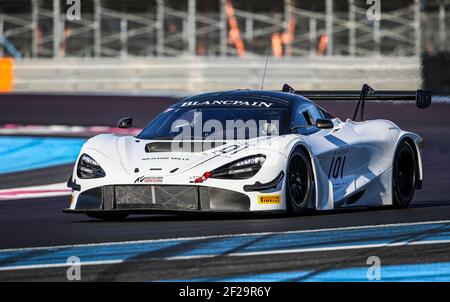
77;154;106;179
211;155;266;179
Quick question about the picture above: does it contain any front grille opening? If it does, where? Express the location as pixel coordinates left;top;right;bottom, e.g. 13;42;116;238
115;185;198;210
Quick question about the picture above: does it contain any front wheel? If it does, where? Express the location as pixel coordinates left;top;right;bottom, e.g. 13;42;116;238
286;149;315;215
392;141;417;208
86;212;129;221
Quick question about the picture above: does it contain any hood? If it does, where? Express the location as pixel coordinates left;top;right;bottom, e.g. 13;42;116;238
116;135;290;176
116;136;243;175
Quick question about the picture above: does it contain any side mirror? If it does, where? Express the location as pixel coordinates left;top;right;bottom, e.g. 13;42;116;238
117;117;133;129
315;118;334;129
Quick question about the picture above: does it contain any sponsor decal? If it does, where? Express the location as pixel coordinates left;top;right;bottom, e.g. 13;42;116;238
180;100;273;108
189;176;199;183
134;176;164;184
258;194;281;204
142;156;190;161
70;193;75;207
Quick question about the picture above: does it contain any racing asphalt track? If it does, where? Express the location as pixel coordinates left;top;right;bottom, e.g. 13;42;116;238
1;94;450;281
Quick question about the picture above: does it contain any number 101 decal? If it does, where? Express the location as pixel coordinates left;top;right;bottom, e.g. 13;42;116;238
328;156;347;179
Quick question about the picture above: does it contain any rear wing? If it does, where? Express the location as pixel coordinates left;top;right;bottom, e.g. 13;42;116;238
281;83;432;121
291;88;432;109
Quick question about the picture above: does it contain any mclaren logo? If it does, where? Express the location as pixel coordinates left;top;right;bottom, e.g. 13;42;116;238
180;100;273;108
134;176;163;184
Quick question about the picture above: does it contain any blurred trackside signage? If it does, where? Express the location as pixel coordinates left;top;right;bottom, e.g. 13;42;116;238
180;100;273;108
0;58;13;93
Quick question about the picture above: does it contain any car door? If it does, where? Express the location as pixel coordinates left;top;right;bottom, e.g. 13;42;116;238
292;104;366;207
317;120;363;206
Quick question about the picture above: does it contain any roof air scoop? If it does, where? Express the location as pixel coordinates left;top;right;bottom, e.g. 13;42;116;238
282;84;295;93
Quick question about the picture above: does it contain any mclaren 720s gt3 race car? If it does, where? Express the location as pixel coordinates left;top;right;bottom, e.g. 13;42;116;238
64;84;431;220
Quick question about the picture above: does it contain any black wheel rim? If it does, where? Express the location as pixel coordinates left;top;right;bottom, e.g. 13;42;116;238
288;154;310;207
396;147;415;200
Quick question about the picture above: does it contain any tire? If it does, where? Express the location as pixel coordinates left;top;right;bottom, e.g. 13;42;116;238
392;141;417;208
86;212;129;221
286;148;315;215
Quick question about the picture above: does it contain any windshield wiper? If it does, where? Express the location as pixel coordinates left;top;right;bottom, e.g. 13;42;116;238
145;135;175;140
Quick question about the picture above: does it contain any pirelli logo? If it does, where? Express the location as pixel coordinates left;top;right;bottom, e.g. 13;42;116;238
258;195;281;204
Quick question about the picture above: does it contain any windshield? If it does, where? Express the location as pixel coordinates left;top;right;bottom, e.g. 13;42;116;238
137;107;287;140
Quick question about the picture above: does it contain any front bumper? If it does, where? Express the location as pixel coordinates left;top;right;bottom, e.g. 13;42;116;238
64;184;251;213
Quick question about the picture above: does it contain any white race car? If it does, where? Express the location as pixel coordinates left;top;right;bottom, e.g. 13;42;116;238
64;84;431;220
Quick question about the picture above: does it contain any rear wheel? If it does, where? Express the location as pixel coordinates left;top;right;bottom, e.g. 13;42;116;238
286;149;315;215
86;212;129;221
392;141;417;208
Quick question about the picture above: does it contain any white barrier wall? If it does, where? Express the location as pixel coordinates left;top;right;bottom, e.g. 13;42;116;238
13;57;421;93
